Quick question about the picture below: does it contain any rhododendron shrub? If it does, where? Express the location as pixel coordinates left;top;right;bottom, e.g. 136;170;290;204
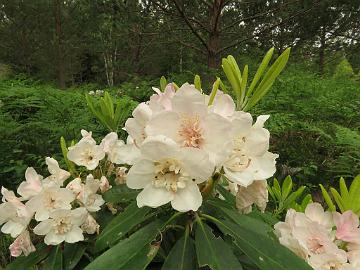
1;49;316;270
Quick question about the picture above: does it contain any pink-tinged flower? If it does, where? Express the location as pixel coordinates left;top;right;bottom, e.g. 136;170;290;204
67;137;105;170
208;90;235;119
146;83;233;165
223;112;278;187
235;180;268;213
0;188;33;237
9;230;35;257
99;176;111;193
305;203;334;230
79;129;96;144
66;178;83;196
126;135;214;212
149;83;176;112
308;251;348;270
125;103;152;146
17;167;43;200
43;157;70;186
333;211;360;243
348;246;360;268
81;213;100;235
33;208;87;245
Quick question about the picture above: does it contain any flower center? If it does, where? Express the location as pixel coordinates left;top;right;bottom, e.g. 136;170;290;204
53;216;72;235
307;237;325;254
82;148;94;163
44;192;59;209
178;115;204;148
153;159;187;192
225;135;251;171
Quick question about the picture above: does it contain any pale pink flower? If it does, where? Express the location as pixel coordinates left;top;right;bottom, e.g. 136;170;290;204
17;167;43;200
9;230;35;257
99;176;111;193
333;211;360;243
125;103;152;146
43;157;70;186
305;203;334;230
235;180;268;213
81;213;100;235
149;83;176;111
208;90;235;119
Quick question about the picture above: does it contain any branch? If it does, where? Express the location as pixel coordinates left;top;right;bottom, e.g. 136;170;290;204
217;1;320;54
170;0;209;50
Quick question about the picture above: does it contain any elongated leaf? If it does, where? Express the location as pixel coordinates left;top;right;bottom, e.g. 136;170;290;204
222;59;240;98
43;245;63;270
160;76;167;91
239;65;248;105
162;234;196;270
349;174;360;210
281;176;293;200
123;242;160;270
96;202;151;251
210;217;312;270
245;48;290;110
208;77;220;106
216;184;236;207
60;137;75;175
63;243;87;270
283;186;305;209
104;92;114;119
6;244;49;270
102;184;138;203
194;75;202;91
246;47;274;97
195;220;243;270
339;177;349;208
319;184;336;211
85;219;165;270
330;188;345;212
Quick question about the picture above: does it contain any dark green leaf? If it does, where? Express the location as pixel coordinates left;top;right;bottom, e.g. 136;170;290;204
63;243;87;270
102;184;138;203
195;219;243;270
6;244;49;270
43;245;63;270
162;233;196;270
95;202;151;252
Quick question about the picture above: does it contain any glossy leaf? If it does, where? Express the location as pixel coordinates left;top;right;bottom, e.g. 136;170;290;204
160;76;167;91
195;219;243;270
6;244;49;270
43;245;63;270
63;243;87;270
95;202;151;251
319;184;336;211
102;184;138;203
162;233;197;270
194;74;202;91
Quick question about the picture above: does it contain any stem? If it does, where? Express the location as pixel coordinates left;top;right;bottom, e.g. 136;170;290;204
201;172;222;199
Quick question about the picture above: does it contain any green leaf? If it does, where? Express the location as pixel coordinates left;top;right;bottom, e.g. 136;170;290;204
6;244;49;270
319;184;336;211
63;243;87;270
339;177;349;208
208;77;220;106
222;58;240;99
195;219;243;270
216;184;236;207
102;184;138;203
60;137;76;175
95;202;152;252
272;179;282;201
246;47;274;97
245;48;290;110
330;188;345;212
300;194;313;211
283;186;305;209
84;219;165;270
281;176;293;200
209;217;312;270
43;245;63;270
160;76;167;91
239;65;248;105
162;233;197;270
349;175;360;210
194;75;202;91
122;243;160;270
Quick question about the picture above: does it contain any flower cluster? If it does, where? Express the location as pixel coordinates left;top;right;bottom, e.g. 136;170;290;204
0;82;278;257
125;83;277;212
275;203;360;270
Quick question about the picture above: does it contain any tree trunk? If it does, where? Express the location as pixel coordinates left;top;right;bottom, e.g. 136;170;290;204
54;0;66;89
207;0;222;69
319;26;326;76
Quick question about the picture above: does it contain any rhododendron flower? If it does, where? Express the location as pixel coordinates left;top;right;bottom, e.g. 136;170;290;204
67;137;105;170
146;84;233;165
235;180;268;213
33;207;87;245
81;213;100;234
0;188;33;237
305;203;334;230
17;167;43;200
74;174;105;212
333;211;360;243
43;157;70;186
26;185;75;221
208;90;235;119
223;112;278;187
115;166;128;184
9;230;35;257
149;83;175;111
126;135;213;212
308;252;349;270
125;103;152;146
99;176;111;193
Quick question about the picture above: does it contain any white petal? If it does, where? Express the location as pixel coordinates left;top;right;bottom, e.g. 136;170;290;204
1;220;25;237
17;167;43;199
171;181;202;212
132;103;152;125
224;167;254;187
109;141;140;165
244;127;270;156
254;115;270;128
33;219;53;235
180;148;214;183
44;231;65;245
124;118;145;145
126;159;155;189
141;135;180;161
232;111;253;137
136;184;174;208
65;227;84;243
145;112;180;143
100;132;118;153
45;157;60;175
251;152;278;180
71;207;88;226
